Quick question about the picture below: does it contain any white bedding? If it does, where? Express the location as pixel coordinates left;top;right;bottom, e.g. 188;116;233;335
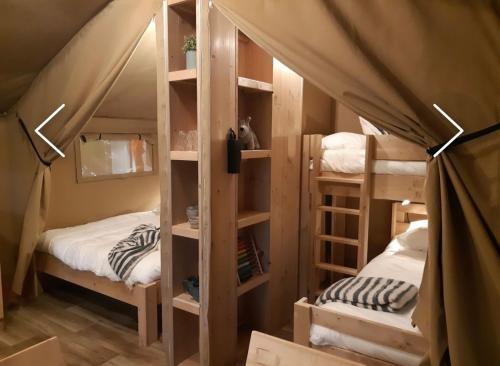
320;133;426;176
37;211;161;287
310;238;426;366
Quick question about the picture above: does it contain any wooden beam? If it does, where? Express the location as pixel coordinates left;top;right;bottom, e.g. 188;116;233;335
155;3;174;364
209;7;238;365
197;1;211;363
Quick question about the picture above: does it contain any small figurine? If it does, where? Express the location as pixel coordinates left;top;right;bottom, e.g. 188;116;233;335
238;116;260;150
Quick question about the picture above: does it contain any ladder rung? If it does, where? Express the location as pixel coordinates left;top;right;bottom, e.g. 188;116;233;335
316;262;358;276
317;206;360;215
315;176;363;185
316;234;359;246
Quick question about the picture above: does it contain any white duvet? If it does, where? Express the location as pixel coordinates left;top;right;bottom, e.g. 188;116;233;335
37;211;161;287
310;238;427;366
320;133;426;176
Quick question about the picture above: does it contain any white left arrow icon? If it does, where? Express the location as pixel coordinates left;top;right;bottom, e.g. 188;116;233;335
35;103;66;158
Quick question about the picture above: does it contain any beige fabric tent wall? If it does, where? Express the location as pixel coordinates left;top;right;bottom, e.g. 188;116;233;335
0;0;160;295
212;1;499;365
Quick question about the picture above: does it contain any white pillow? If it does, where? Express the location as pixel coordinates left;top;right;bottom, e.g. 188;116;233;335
396;220;428;252
359;116;387;135
321;132;366;150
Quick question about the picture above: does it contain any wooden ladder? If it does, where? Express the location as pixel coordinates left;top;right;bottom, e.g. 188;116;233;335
309;137;373;299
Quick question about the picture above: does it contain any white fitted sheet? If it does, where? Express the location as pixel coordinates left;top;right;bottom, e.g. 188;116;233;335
37;211;161;287
310;239;426;366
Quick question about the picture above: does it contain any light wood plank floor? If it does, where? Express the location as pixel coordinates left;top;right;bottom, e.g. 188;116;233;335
0;287;165;365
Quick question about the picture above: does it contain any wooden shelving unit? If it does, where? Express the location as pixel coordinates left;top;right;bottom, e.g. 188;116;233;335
164;0;206;364
160;3;304;364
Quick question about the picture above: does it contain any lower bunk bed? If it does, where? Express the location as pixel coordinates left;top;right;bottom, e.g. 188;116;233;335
294;203;429;366
34;210;162;346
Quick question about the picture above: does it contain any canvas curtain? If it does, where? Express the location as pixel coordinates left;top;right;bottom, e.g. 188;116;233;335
12;0;160;294
212;1;500;365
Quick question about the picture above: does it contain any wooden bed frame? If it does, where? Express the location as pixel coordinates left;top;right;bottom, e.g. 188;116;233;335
294;202;429;366
35;252;160;346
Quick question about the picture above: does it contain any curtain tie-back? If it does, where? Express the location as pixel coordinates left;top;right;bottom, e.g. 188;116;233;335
427;123;500;157
17;116;52;167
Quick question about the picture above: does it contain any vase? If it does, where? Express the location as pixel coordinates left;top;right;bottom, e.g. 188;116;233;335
186;50;196;69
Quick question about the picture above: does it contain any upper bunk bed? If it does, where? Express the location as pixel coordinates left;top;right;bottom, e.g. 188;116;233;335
303;131;427;204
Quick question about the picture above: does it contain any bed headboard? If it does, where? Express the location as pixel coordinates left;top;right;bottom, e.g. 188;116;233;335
391;202;427;238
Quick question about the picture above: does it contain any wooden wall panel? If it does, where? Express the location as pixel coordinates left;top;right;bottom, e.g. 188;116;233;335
301;80;334;134
209;8;238;366
268;60;304;331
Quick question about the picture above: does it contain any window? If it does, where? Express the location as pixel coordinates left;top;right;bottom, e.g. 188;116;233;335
76;133;155;182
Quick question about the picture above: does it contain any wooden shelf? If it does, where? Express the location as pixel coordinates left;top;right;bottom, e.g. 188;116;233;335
169;69;197;83
173;292;200;316
178;352;200;366
238;76;273;93
237;273;270;297
172;222;199;240
241;149;271;159
237;210;270;229
171;150;198;161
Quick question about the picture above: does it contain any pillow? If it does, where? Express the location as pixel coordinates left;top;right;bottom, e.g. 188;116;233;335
359;116;388;135
321;132;366;150
396;220;428;252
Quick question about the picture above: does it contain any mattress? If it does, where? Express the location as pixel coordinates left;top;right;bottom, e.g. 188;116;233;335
310;238;426;366
37;211;161;287
320;133;426;176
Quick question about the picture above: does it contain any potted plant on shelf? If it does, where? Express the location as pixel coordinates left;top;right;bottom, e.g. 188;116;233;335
182;35;196;69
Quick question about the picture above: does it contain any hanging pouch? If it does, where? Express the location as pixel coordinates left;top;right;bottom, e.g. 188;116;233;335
227;128;241;174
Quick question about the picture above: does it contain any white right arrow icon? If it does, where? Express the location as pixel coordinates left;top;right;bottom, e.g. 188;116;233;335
432;103;464;157
34;103;66;158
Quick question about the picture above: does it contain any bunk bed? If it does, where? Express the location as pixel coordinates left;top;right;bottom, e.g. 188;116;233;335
300;133;427;293
294;202;429;366
34;210;161;346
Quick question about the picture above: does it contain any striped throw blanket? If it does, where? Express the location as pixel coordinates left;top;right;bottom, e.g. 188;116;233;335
108;224;160;283
316;277;418;313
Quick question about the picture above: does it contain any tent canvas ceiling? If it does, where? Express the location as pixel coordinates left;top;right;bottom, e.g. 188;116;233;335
0;0;111;113
0;0;157;120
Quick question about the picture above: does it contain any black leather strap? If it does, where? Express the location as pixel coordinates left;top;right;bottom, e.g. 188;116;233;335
427;123;500;156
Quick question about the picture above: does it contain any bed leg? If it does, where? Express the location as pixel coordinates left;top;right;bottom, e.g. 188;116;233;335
137;283;158;347
294;298;311;346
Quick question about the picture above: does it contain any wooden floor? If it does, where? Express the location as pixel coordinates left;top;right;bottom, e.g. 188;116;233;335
1;279;294;366
0;285;165;365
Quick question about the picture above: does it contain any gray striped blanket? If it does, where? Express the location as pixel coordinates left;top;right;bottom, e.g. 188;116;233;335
108;224;160;282
316;277;418;313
